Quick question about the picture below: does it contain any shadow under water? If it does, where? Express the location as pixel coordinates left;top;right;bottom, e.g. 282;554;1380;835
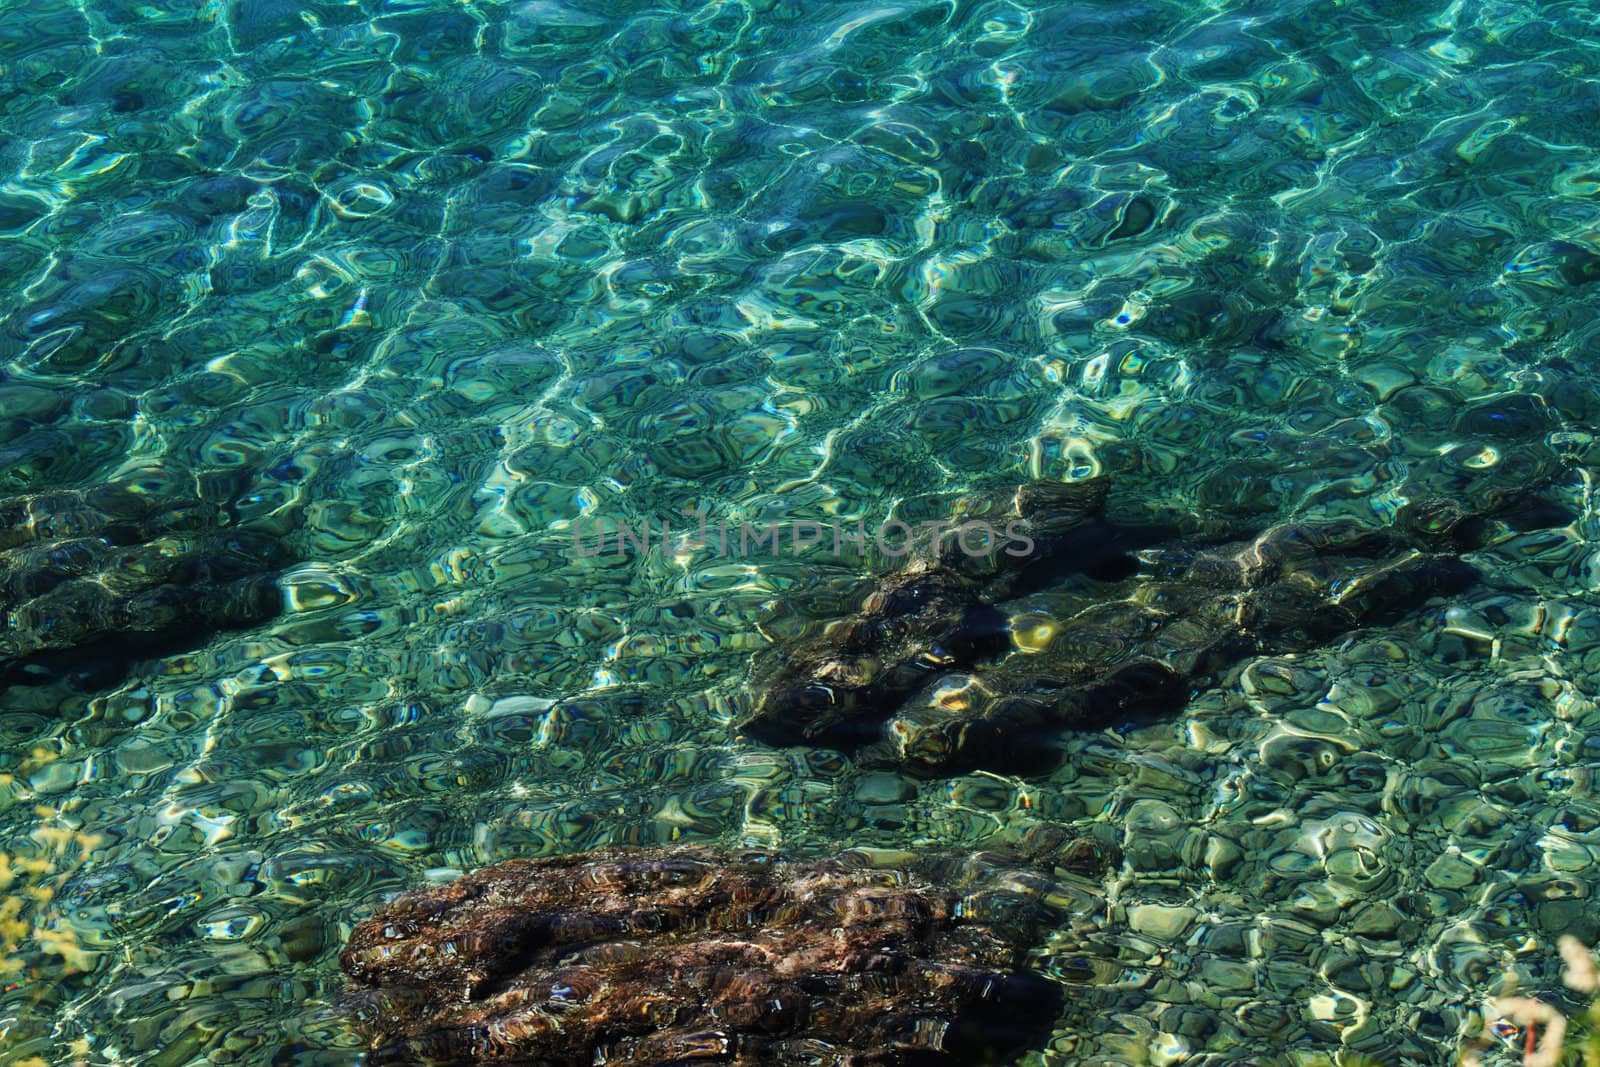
0;468;298;694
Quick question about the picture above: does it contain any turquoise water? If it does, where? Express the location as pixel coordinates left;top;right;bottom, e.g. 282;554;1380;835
3;0;1600;1062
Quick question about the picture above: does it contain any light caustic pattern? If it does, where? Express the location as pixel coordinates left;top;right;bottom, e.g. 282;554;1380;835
2;0;1600;1062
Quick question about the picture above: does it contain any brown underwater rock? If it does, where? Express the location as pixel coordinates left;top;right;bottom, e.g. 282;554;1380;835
340;838;1116;1065
740;477;1570;775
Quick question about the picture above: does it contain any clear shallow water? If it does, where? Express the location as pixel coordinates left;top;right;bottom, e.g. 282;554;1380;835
2;0;1600;1062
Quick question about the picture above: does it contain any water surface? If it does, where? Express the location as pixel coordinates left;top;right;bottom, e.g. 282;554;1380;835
2;0;1599;1063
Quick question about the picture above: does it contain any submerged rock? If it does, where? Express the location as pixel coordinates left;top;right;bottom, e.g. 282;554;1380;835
740;479;1148;752
740;477;1572;774
340;838;1116;1065
0;471;294;689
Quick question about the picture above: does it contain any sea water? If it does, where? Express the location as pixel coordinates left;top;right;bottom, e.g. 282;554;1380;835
2;0;1599;1063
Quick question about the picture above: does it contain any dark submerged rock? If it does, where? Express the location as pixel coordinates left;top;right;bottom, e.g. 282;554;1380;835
740;477;1151;751
340;840;1116;1066
743;562;1010;748
741;478;1572;775
0;471;294;690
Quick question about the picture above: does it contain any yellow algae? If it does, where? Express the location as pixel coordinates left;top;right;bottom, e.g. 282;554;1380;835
0;744;105;1007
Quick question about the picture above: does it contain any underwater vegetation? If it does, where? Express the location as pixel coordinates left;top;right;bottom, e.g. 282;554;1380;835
0;747;102;1066
1456;938;1600;1067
